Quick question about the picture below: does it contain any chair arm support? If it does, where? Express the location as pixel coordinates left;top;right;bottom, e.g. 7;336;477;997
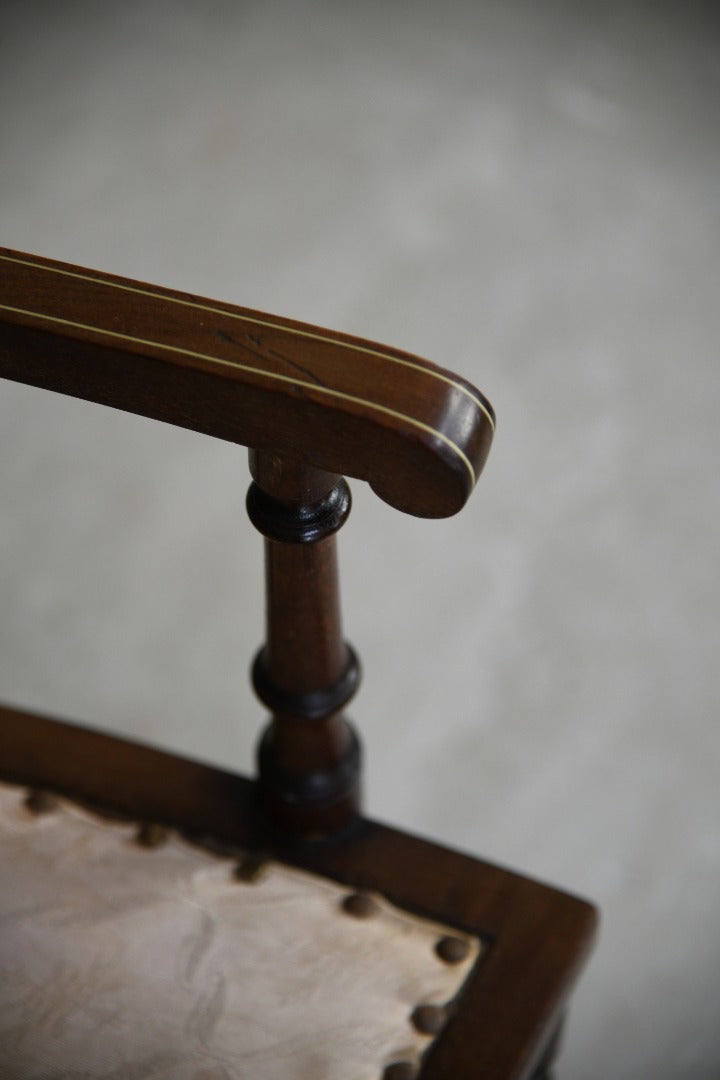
0;248;494;518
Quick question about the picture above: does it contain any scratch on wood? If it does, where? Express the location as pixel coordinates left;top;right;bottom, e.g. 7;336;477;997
215;327;327;388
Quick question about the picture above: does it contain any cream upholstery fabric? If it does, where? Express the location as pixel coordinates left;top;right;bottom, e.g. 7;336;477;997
0;781;479;1079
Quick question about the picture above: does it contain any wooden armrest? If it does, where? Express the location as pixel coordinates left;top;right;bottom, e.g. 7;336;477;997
0;248;494;518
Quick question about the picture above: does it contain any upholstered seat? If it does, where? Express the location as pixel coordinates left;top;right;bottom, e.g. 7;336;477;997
0;249;596;1078
0;780;482;1079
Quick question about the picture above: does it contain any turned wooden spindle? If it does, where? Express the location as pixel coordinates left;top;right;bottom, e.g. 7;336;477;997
247;451;360;834
0;245;495;838
1;250;601;1080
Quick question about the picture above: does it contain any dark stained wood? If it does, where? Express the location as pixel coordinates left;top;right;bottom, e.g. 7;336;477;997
0;704;597;1080
528;1015;566;1080
0;247;494;518
248;452;361;834
1;250;596;1075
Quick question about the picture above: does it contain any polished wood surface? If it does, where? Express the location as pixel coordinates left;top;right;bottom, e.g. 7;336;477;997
0;248;494;518
1;251;596;1074
0;248;497;831
0;703;597;1080
248;452;361;833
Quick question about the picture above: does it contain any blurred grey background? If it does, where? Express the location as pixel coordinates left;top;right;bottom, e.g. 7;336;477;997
1;2;719;1076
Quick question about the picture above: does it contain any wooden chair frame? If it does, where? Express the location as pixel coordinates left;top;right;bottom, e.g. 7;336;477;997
0;249;597;1079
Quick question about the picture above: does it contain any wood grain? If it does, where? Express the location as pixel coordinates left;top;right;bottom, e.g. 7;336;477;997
0;703;597;1080
0;248;495;518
